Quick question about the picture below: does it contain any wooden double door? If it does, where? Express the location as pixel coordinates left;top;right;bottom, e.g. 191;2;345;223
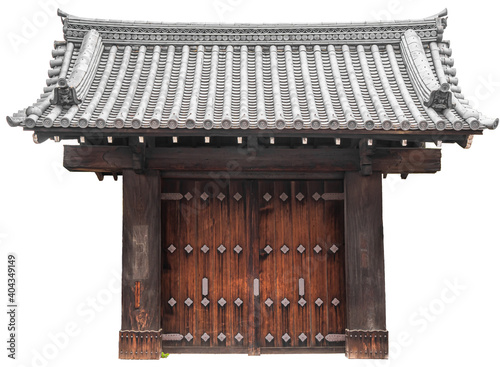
161;179;346;353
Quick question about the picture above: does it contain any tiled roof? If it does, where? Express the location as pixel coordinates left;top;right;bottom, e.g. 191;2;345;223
7;9;498;132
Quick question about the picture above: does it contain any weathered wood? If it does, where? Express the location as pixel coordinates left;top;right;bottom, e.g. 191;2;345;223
121;170;161;359
159;179;346;354
344;172;388;359
63;146;441;176
258;180;277;348
119;330;161;359
162;345;345;354
324;181;346;336
345;330;388;359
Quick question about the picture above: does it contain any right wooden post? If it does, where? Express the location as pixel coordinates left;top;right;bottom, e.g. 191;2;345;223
344;172;388;359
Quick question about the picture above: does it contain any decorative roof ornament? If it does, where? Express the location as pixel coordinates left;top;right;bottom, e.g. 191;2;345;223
424;83;453;112
50;78;81;107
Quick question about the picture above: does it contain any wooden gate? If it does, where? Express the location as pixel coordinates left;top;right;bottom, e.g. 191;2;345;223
161;179;345;354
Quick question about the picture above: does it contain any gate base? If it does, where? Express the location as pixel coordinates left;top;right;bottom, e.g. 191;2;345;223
345;329;389;359
119;330;162;360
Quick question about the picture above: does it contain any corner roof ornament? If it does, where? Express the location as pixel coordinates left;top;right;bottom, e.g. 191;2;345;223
50;78;81;107
424;83;453;112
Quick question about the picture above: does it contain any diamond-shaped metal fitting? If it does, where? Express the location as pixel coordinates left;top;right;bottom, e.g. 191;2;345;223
168;244;176;253
184;298;193;307
298;298;307;307
234;298;243;307
265;298;273;307
296;192;305;201
280;192;288;201
201;297;210;307
201;244;209;253
264;245;273;254
330;244;339;253
315;298;323;307
281;244;289;254
168;297;176;307
218;298;226;307
185;333;193;342
298;333;307;342
218;333;226;341
312;192;321;201
235;333;244;342
217;192;226;201
184;244;193;254
200;192;209;201
233;192;242;201
332;298;340;306
297;244;306;254
282;333;291;343
316;333;324;342
281;298;290;307
218;244;226;253
265;333;274;343
263;193;272;202
314;244;322;253
234;245;243;254
184;192;193;201
201;333;210;342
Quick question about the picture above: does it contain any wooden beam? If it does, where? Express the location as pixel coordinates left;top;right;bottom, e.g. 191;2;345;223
63;146;441;176
120;170;161;360
344;172;388;359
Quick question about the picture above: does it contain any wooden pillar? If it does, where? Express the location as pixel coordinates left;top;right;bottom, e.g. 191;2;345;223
119;170;162;360
344;172;388;359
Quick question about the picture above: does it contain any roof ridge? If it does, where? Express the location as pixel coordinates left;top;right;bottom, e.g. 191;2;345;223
59;9;446;46
57;8;447;28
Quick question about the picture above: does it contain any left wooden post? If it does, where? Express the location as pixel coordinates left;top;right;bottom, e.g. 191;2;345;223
119;170;162;359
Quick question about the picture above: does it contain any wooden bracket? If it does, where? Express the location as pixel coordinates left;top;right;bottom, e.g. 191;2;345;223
345;329;388;359
359;139;375;176
119;329;162;360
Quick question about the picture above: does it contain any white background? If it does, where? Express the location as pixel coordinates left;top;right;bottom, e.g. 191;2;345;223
1;1;499;366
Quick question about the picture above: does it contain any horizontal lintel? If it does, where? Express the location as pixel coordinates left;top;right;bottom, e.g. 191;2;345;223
63;146;441;176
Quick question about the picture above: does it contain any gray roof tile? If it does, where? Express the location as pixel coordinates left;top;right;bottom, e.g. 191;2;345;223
7;10;499;132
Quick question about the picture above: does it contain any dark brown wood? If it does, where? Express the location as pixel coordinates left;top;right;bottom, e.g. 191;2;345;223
161;345;345;354
324;181;346;336
35;125;481;146
248;180;260;356
344;172;388;359
345;330;388;359
63;146;441;176
121;170;161;340
160;179;346;355
119;330;161;360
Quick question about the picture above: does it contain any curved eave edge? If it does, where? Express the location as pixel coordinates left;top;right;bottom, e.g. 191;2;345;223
402;29;498;130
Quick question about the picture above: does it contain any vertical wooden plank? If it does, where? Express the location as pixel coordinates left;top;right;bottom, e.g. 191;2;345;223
178;180;197;346
344;172;386;331
204;180;218;347
247;180;260;355
215;181;230;347
122;170;161;336
307;180;327;347
257;180;276;348
195;180;211;347
229;180;248;347
324;180;346;336
161;180;181;338
290;180;311;347
274;180;293;347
